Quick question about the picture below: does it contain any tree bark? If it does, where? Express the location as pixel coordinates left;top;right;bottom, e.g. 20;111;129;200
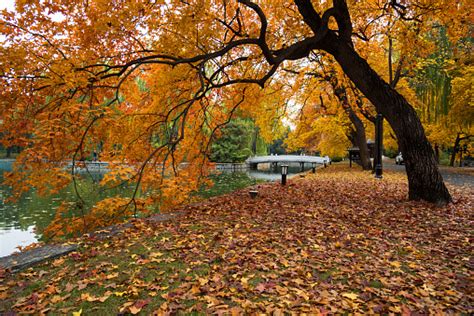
251;125;259;155
330;80;372;170
346;107;372;170
6;146;13;158
451;134;462;167
326;40;452;204
346;127;357;147
450;134;472;167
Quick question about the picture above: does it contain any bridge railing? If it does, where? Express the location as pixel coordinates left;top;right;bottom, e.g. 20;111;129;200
246;155;331;165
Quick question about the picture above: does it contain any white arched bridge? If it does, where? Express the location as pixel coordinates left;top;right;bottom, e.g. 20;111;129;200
246;155;331;170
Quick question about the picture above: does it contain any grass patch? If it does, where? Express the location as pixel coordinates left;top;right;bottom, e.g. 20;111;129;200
197;172;263;198
368;279;384;289
314;267;338;282
1;164;472;314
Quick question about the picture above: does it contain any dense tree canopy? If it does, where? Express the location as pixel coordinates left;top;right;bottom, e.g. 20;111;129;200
209;118;267;163
1;0;472;233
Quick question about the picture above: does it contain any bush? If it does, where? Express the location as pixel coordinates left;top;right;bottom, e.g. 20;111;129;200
384;148;399;158
439;150;451;166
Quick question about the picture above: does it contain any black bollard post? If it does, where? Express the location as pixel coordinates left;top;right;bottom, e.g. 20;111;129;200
249;190;258;199
281;164;288;185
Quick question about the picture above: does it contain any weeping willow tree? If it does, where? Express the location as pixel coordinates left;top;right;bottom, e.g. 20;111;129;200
412;27;453;124
410;26;473;166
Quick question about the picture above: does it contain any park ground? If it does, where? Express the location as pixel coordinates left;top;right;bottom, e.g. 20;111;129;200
0;164;472;314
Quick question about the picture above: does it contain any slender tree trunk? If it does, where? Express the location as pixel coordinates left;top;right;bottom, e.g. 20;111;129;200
346;107;372;170
251;125;259;155
346;127;357;147
338;99;371;170
450;134;460;167
6;146;12;158
328;74;372;170
327;41;452;204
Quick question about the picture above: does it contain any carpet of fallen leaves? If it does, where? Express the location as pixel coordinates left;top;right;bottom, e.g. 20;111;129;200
1;165;472;314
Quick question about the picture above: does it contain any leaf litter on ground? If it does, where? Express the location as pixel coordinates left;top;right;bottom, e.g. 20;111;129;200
0;164;472;314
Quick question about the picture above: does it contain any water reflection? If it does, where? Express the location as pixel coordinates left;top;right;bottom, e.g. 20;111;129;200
0;161;309;257
0;162;134;257
0;226;37;257
223;165;310;181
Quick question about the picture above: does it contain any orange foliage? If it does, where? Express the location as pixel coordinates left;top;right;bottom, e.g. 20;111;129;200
0;0;471;234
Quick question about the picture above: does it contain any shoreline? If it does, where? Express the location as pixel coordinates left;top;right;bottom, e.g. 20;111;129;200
1;164;472;313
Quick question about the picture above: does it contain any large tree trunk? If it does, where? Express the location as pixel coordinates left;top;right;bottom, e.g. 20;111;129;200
327;41;452;204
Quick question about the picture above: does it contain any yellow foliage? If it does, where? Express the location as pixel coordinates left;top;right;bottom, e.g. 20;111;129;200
1;0;471;236
450;65;474;127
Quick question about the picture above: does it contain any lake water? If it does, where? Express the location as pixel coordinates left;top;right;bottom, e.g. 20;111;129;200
0;160;308;257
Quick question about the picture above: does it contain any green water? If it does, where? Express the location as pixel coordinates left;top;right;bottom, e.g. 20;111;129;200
0;162;264;257
197;172;262;198
0;168;138;256
0;159;309;257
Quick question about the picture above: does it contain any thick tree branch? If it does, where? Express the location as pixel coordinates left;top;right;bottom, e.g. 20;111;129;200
294;0;323;33
238;0;275;64
332;0;353;45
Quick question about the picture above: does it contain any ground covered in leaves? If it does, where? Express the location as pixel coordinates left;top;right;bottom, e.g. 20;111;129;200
1;165;472;314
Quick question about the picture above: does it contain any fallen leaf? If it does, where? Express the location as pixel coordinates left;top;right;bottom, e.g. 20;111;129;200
255;283;266;292
72;309;82;316
342;292;358;300
106;272;119;280
390;261;401;268
129;305;141;314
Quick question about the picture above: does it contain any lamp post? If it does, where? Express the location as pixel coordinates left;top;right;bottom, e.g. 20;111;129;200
281;164;288;185
374;113;383;178
312;162;316;173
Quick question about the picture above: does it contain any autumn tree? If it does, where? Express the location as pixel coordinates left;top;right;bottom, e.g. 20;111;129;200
446;65;474;166
2;0;471;209
317;56;373;170
286;96;353;159
408;26;473;166
284;55;373;168
209;118;267;163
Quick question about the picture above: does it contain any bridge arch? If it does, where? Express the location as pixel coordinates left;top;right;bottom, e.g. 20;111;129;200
246;155;330;170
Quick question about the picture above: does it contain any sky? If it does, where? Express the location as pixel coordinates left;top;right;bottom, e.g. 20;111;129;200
0;0;15;45
0;0;15;11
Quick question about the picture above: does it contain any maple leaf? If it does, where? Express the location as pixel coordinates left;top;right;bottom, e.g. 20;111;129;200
72;309;82;316
129;305;141;315
342;293;359;300
1;164;472;313
255;283;266;293
106;272;119;280
190;285;201;295
390;261;402;268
